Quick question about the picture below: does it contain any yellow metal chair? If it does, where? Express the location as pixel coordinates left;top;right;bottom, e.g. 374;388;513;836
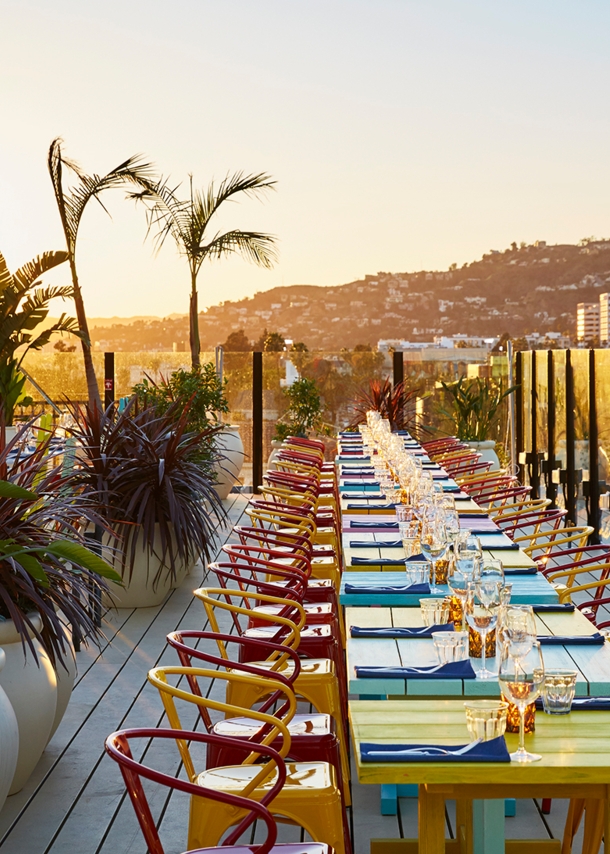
490;498;551;520
522;525;593;561
193;586;350;790
148;666;349;854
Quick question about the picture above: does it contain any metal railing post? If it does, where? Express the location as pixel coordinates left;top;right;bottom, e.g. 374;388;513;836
252;351;263;493
529;350;539;496
565;349;577;524
515;351;524;482
104;352;115;410
546;350;557;508
588;348;600;542
393;350;404;388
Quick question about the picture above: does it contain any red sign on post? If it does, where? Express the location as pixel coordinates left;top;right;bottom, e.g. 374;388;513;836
104;379;114;391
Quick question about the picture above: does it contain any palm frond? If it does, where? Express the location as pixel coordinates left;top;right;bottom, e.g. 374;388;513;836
13;251;69;292
18;315;82;357
0;252;14;295
199;229;278;270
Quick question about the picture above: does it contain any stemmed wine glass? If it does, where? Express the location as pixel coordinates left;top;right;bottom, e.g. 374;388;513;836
498;642;545;763
448;554;481;629
465;579;502;680
497;604;537;660
480;558;504;585
420;516;448;595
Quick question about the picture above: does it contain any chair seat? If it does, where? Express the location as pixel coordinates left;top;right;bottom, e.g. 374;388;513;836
233;658;334;677
253;602;333;618
213;713;332;739
184;845;332;854
245;624;334;641
196;760;336;794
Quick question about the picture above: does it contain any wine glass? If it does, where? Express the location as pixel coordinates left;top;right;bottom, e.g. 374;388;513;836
498;643;545;763
448;555;481;628
497;604;537;660
420;517;448;594
443;508;461;545
465;579;502;680
480;558;504;585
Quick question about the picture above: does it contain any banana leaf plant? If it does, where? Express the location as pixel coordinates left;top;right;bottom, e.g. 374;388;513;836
439;376;517;442
348;379;428;438
0;427;121;669
62;400;226;588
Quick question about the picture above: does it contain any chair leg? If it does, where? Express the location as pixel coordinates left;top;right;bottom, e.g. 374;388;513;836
562;798;586;854
541;798;552;814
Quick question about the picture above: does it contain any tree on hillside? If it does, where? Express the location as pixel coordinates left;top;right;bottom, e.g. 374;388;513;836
48;138;156;410
221;329;252;351
131;172;277;369
263;331;286;352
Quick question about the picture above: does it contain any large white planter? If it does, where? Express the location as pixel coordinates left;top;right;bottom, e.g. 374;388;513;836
0;649;19;812
465;440;500;469
213;424;245;499
267;439;284;469
0;614;58;795
103;527;196;608
47;630;77;744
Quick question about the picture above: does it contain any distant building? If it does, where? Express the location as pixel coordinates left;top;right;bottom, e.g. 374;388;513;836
600;293;610;343
577;302;600;342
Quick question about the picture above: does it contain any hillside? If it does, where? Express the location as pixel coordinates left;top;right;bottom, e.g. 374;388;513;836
90;238;610;351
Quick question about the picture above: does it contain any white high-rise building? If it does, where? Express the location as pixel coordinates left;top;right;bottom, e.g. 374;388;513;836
576;302;600;342
600;293;610;343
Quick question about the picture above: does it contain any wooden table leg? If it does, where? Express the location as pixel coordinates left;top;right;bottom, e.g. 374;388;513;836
418;786;446;854
455;798;473;854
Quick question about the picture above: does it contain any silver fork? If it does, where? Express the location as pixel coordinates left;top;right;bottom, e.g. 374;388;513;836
367;739;483;757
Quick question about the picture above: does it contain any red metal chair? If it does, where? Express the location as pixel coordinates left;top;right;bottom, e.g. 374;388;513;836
105;727;334;854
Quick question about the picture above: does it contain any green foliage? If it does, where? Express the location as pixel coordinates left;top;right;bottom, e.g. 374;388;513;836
0;249;76;424
348;378;427;437
439;376;517;441
222;329;252;351
263;331;286;352
274;377;330;441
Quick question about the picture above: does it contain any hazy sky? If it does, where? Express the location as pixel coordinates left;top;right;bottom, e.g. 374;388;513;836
1;0;609;318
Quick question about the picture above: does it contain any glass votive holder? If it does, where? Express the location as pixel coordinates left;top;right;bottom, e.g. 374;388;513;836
502;694;536;733
464;700;508;741
542;670;578;715
432;631;469;664
448;595;463;628
396;505;417;523
434;557;450;585
405;563;430;586
420;598;451;626
468;626;496;658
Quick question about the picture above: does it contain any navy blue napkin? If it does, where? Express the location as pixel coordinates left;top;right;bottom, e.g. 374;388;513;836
459;512;490;518
536;696;610;711
344;582;430;595
478;538;520;551
347;503;399;510
503;567;537;575
349;520;399;529
537;632;605;646
342;492;386;500
350;539;402;548
532;603;575;613
351;557;408;567
355;660;476;680
351;624;454;638
360;735;510;763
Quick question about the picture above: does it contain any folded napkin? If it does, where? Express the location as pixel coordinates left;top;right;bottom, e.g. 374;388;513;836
532;603;575;613
477;535;519;551
360;735;510;763
459;512;491;519
350;624;454;638
349;520;399;529
537;632;605;646
342;492;386;500
350;540;402;548
503;567;537;576
351;556;409;567
344;582;430;595
537;696;610;711
355;659;476;680
347;503;399;510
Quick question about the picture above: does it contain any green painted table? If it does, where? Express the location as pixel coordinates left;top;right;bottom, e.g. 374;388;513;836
350;699;610;854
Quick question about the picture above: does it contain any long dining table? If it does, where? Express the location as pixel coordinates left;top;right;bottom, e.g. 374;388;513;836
336;432;610;852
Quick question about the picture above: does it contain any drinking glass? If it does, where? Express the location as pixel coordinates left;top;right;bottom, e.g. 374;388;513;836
443;509;461;545
480;558;504;585
497;604;537;660
420;518;448;594
541;670;578;715
448;555;481;628
400;522;421;558
465;580;502;680
498;643;545;762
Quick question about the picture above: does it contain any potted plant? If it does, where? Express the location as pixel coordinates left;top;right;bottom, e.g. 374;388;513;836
439;376;517;467
0;249;80;439
0;430;120;794
347;378;427;438
271;377;333;460
133;363;244;499
64;400;225;607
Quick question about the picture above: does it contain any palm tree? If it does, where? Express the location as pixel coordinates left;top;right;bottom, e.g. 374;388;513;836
0;249;78;425
48;138;156;409
131;172;277;369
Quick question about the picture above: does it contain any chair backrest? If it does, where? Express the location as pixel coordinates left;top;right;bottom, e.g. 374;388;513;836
105;726;284;854
525;526;594;559
148;665;295;793
210;561;307;610
500;509;567;540
490;498;551;520
233;525;314;560
219;547;311;587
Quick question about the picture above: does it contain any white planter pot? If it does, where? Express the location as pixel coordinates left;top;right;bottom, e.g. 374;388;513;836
47;630;77;745
465;440;500;469
213;425;245;500
0;649;19;812
103;526;196;608
0;614;58;795
267;439;284;469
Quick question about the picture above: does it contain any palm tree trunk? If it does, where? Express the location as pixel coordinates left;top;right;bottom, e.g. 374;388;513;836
68;257;102;411
189;272;201;370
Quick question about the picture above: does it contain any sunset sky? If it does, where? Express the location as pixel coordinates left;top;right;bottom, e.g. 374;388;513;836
1;0;609;318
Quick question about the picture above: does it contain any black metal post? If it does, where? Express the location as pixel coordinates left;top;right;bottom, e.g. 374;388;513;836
252;351;263;494
565;349;577;525
104;352;115;410
515;351;524;482
546;350;557;508
393;350;404;388
588;349;600;542
529;350;539;496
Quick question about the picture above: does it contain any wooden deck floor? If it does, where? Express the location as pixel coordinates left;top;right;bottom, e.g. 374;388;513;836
0;493;599;853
